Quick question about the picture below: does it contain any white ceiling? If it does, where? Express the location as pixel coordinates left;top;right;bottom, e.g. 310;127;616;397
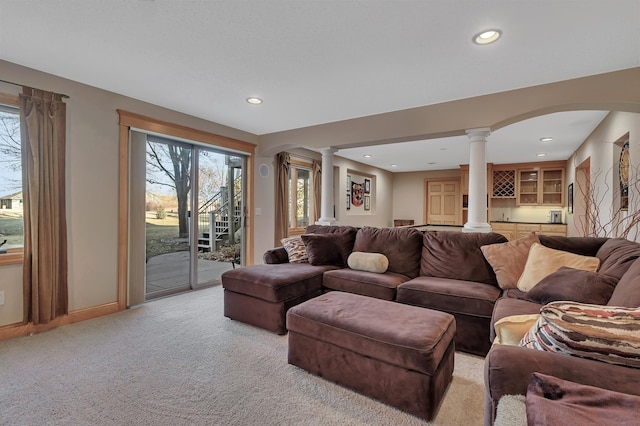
1;1;638;171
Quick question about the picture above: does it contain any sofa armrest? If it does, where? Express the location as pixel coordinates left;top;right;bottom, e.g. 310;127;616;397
484;344;640;425
263;247;289;264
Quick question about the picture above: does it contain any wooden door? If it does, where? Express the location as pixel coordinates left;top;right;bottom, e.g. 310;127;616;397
427;180;460;225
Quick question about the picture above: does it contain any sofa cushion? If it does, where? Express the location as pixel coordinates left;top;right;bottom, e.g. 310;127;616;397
481;232;540;290
305;225;358;264
347;251;389;273
490;297;542;341
421;231;507;285
397;276;501;318
516;243;600;292
352;226;423;278
596;238;640;280
493;314;540;346
522;267;617;305
608;257;640;307
281;235;308;263
520;301;640;368
322;268;410;300
301;233;350;266
538;235;608;257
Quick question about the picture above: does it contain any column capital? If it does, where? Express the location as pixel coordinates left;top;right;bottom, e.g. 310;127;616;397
318;147;338;155
465;128;491;140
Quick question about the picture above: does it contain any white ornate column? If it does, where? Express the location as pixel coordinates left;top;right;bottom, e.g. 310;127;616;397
316;147;337;225
463;128;492;233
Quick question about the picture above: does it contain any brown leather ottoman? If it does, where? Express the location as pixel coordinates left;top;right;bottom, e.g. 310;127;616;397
287;291;456;421
222;263;336;334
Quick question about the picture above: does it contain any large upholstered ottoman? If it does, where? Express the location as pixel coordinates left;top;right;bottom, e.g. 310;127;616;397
222;263;337;334
287;291;456;421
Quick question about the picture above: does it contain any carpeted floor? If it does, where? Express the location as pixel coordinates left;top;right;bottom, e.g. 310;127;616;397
0;285;486;425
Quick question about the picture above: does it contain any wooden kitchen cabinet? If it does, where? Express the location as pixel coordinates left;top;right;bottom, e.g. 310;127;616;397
541;169;564;205
516;164;565;206
491;222;516;240
540;224;568;237
492;222;567;241
517;169;539;205
515;223;542;239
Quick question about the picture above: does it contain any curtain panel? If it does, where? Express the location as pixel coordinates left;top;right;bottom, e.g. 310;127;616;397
20;88;68;325
274;152;290;246
312;159;321;224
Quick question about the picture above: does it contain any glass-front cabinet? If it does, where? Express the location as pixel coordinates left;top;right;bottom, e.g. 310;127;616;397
541;169;564;205
517;169;539;205
516;167;564;206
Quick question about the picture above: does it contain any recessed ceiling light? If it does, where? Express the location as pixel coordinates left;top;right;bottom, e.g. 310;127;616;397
427;162;437;165
390;164;398;167
536;153;547;157
540;137;553;142
246;97;263;105
473;29;502;45
363;154;372;158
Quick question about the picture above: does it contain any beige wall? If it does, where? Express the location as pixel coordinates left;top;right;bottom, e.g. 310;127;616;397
392;169;461;225
566;111;640;238
251;150;394;260
0;60;257;327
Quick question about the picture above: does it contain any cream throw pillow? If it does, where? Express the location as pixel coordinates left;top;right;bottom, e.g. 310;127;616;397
493;314;540;346
481;232;540;289
347;251;389;273
516;243;600;292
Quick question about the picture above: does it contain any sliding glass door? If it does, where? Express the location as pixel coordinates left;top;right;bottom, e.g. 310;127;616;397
142;135;245;300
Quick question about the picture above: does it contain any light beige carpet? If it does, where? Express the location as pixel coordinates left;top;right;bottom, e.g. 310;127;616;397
0;286;486;425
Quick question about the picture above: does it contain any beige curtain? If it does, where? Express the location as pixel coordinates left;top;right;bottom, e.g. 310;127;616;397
274;152;290;246
311;159;321;223
20;88;68;325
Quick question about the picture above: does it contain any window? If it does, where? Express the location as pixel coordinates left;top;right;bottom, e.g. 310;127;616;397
0;98;23;252
288;161;312;234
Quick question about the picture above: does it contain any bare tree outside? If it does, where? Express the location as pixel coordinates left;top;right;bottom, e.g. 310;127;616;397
0;110;21;192
0;108;24;249
146;141;192;238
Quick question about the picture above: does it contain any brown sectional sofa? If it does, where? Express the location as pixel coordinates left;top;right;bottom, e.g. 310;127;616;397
227;224;509;355
222;224;640;424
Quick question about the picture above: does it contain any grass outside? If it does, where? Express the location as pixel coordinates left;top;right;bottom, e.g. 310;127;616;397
145;211;187;261
0;211;24;248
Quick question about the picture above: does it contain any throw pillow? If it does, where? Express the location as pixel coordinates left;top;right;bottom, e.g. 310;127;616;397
481;232;540;289
280;235;308;263
300;233;345;266
607;257;640;307
523;267;617;305
520;301;640;368
493;314;540;346
516;243;600;292
347;251;389;274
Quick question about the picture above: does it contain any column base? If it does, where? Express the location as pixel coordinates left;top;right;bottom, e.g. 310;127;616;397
315;218;336;226
462;222;492;233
